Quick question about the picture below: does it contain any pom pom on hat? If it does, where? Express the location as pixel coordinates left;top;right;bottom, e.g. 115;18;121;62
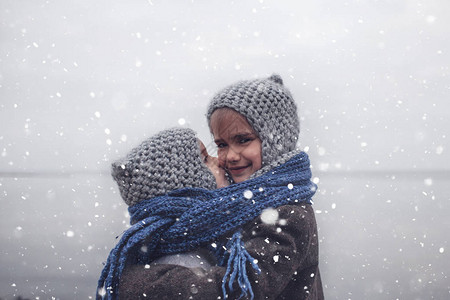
268;74;283;85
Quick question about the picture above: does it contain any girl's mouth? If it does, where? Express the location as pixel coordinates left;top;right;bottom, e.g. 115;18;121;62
227;165;250;176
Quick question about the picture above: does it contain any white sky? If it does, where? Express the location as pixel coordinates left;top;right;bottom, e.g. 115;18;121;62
1;0;449;174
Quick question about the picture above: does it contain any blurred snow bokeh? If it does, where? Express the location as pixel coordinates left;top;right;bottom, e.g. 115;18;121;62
1;0;449;299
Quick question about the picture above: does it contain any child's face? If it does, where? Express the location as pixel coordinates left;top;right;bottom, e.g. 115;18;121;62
210;109;262;183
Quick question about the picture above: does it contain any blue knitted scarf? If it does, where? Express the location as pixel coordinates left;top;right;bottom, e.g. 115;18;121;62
97;152;317;299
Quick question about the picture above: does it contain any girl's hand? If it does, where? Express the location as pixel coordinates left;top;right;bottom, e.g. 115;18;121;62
204;155;229;188
199;140;229;188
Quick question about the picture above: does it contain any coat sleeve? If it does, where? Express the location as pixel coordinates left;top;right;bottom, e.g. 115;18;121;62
118;204;322;300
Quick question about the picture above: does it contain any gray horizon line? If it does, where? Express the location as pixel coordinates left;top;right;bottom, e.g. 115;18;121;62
0;169;448;179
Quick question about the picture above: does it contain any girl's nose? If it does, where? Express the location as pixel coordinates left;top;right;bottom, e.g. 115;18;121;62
226;147;240;163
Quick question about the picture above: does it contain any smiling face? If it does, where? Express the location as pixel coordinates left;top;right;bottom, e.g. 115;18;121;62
210;108;262;183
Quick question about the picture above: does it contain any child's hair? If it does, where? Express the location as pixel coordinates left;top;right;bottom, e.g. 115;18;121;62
206;74;300;166
111;128;216;207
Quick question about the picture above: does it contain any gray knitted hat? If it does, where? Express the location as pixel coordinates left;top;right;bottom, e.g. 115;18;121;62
111;128;217;207
206;74;300;166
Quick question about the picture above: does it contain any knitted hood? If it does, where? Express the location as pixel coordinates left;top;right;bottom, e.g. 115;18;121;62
111;128;217;207
206;74;300;167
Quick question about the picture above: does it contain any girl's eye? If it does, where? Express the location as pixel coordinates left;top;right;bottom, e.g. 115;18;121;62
239;138;252;144
217;143;227;149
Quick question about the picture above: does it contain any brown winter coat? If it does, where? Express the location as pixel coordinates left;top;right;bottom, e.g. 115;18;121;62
118;203;324;300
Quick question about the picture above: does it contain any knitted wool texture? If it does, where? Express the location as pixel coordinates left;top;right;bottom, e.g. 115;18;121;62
97;152;317;300
111;128;216;207
206;74;300;167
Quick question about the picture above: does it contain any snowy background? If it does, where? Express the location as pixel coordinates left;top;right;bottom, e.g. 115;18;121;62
1;0;449;299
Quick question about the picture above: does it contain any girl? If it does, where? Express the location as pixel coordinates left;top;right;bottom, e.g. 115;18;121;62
117;74;323;299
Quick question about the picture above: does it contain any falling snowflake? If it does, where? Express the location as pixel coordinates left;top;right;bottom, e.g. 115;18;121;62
243;190;253;199
261;208;278;225
423;178;433;186
98;287;106;297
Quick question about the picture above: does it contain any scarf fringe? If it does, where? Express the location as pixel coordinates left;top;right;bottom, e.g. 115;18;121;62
97;217;172;300
222;231;261;300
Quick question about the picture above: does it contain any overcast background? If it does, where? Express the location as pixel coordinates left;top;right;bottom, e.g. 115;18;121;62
1;0;449;299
